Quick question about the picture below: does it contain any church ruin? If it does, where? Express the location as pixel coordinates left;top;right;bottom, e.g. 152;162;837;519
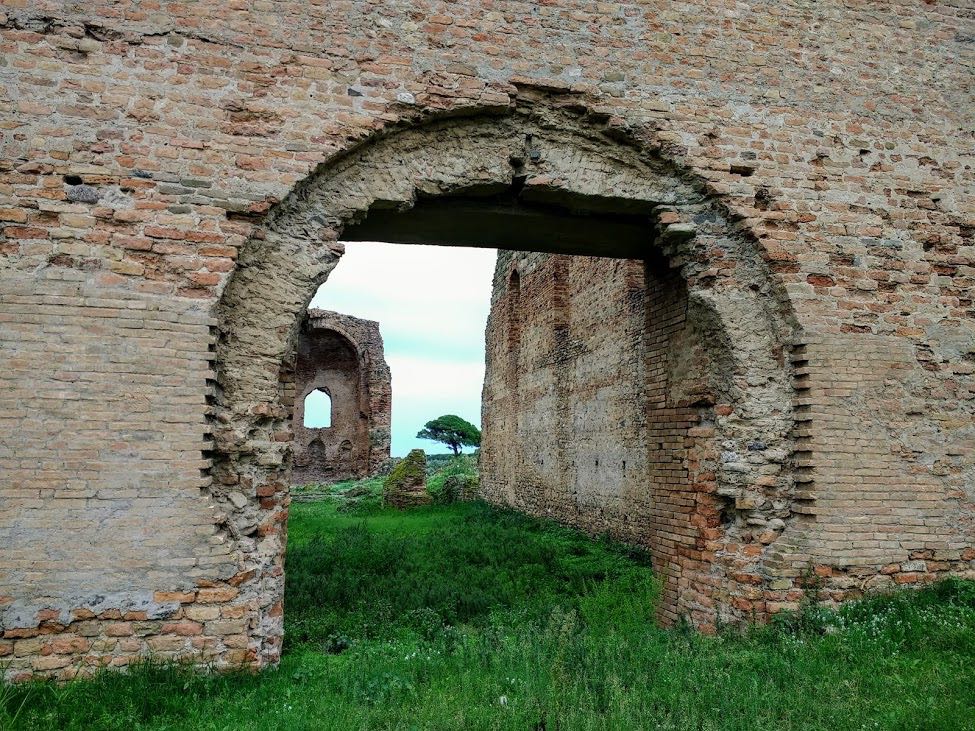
285;309;391;486
0;2;972;680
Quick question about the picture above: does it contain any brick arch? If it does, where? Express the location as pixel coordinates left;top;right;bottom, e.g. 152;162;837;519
213;94;800;665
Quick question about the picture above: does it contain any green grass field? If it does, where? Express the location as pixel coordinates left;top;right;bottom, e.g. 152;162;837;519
4;493;975;730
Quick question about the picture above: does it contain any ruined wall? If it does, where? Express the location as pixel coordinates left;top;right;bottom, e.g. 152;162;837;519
484;243;975;627
0;1;972;679
482;252;649;522
483;250;728;626
285;309;391;485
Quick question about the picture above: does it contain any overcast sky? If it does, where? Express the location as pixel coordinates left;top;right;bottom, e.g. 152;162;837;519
308;242;497;457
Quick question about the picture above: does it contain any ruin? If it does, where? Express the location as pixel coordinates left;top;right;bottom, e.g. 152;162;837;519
0;3;972;681
284;309;391;486
383;449;431;509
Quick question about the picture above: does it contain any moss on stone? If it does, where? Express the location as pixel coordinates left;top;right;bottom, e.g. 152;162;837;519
383;449;429;508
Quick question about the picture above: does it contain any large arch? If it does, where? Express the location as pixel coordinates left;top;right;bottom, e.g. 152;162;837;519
213;90;800;665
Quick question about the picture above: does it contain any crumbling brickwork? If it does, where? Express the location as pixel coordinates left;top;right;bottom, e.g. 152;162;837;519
283;309;391;486
481;249;776;627
383;449;430;509
0;2;972;679
483;247;975;628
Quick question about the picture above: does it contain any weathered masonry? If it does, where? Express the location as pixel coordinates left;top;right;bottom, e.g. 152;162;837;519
1;3;972;680
285;309;391;486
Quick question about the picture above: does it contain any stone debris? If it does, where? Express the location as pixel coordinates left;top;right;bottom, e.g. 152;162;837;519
383;450;431;509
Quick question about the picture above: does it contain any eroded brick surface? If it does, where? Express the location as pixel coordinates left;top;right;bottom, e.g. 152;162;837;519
482;249;975;629
383;449;431;509
0;2;972;678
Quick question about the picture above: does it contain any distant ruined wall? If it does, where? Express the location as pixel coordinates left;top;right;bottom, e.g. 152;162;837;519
283;310;391;486
0;1;972;680
482;251;724;626
482;253;650;525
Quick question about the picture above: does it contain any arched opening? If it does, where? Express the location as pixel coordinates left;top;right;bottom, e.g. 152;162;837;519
285;323;380;486
213;93;798;667
302;389;332;429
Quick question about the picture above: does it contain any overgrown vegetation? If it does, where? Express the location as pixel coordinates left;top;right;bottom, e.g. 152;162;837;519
4;493;975;730
294;453;480;510
425;452;473;475
425;453;478;503
292;475;385;512
284;500;655;653
381;448;429;507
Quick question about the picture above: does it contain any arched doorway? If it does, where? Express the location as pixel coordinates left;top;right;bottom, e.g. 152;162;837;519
213;91;799;666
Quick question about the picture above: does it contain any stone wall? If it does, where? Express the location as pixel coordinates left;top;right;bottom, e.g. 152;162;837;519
482;250;748;627
0;1;972;679
285;309;391;485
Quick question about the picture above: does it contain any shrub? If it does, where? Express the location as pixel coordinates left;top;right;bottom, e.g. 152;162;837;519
426;454;478;503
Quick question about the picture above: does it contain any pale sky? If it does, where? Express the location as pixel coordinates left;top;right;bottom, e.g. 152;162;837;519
308;242;497;456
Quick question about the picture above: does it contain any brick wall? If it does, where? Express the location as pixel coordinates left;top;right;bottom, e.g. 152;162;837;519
781;335;975;601
481;253;650;519
482;251;736;627
1;1;971;677
483;251;974;626
0;275;256;679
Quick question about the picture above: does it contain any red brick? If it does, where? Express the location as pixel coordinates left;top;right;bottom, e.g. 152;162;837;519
154;591;196;603
196;587;239;603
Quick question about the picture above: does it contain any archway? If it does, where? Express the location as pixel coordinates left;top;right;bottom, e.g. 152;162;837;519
213;91;799;666
287;324;368;486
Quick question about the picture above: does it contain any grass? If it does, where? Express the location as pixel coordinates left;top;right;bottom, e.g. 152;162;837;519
291;453;480;510
292;476;386;511
3;495;975;730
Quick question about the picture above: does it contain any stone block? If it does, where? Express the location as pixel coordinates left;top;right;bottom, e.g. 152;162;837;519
383;450;430;508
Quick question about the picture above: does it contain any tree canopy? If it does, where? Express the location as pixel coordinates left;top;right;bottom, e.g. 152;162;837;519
416;414;481;455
